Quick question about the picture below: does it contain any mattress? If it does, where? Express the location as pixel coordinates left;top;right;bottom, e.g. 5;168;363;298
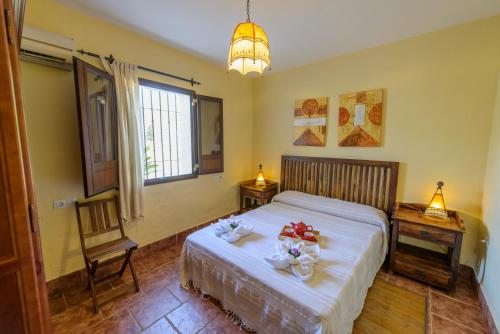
179;191;389;334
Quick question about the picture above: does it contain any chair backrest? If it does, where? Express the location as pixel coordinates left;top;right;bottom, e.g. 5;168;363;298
75;196;125;247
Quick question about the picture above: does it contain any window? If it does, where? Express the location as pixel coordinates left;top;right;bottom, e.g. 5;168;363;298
139;79;197;185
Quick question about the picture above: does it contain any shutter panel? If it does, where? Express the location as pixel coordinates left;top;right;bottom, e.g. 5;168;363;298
197;95;224;174
73;57;118;197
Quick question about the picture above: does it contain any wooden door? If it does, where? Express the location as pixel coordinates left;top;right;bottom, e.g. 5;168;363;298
0;0;51;333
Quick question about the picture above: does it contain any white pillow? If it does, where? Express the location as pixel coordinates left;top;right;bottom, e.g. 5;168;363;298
272;190;388;228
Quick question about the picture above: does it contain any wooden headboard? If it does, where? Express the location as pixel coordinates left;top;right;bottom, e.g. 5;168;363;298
280;155;399;216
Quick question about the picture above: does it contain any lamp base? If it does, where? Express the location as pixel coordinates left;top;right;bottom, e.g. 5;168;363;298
423;207;449;221
255;180;266;187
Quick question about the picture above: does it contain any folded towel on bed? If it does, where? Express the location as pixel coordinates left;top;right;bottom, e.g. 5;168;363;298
265;238;320;281
211;216;254;243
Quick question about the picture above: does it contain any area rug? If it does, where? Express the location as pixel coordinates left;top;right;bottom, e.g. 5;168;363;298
353;278;428;333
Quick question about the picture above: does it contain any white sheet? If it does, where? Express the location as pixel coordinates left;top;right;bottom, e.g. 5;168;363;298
179;191;389;334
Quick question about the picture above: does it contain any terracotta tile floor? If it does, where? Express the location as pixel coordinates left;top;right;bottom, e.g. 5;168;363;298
48;245;490;334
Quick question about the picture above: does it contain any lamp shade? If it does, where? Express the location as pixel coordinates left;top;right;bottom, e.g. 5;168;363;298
228;22;270;76
424;181;448;219
255;164;266;186
428;193;445;210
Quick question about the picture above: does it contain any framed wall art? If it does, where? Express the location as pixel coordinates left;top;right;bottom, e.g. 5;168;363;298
338;89;383;147
293;97;328;146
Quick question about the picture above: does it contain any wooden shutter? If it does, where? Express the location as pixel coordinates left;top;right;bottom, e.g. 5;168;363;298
197;95;224;174
73;57;118;197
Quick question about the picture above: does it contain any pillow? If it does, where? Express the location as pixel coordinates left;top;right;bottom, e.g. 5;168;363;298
272;191;388;228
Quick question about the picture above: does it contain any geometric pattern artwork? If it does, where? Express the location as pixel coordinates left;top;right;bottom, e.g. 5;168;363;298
338;89;383;147
293;97;328;146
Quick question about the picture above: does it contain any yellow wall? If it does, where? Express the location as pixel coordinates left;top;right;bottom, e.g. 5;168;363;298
481;72;500;327
21;0;254;280
252;15;500;269
21;5;500;322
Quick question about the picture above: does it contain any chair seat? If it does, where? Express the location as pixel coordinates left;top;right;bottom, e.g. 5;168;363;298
85;237;138;262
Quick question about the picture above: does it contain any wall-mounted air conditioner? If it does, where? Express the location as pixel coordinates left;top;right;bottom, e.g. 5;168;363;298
20;26;75;70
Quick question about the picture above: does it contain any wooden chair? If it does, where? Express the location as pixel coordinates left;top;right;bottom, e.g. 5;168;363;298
75;196;140;312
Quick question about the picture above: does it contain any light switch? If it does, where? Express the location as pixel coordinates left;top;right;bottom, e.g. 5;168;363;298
53;198;76;209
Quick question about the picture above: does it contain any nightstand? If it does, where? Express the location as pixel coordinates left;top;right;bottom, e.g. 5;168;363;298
389;202;465;294
239;180;278;210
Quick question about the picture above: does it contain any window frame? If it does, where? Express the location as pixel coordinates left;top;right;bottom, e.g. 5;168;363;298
138;78;199;186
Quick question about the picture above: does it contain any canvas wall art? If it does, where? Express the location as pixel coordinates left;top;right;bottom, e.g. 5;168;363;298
338;89;383;147
293;97;328;146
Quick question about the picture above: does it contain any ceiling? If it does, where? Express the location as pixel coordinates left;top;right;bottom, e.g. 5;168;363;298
59;0;500;72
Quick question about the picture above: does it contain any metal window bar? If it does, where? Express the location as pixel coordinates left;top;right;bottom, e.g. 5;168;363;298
159;91;167;178
174;94;180;174
148;88;157;179
156;89;165;178
141;88;147;179
166;93;173;176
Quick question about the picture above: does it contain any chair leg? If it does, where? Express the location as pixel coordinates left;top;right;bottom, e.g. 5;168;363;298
87;260;98;290
118;250;131;277
85;260;99;313
128;250;140;293
88;278;99;313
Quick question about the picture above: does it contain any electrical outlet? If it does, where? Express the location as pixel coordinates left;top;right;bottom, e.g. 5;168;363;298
53;198;76;209
214;174;223;181
481;238;490;247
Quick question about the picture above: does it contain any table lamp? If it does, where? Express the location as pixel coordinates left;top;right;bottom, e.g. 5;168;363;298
423;181;448;219
255;164;266;186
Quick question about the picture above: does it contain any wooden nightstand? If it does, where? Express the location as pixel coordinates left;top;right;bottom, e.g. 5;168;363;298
389;202;465;293
239;180;278;210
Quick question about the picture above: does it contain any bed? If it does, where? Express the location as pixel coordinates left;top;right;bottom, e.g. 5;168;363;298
180;156;399;334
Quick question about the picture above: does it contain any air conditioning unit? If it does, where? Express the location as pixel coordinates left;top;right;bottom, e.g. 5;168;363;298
20;26;75;70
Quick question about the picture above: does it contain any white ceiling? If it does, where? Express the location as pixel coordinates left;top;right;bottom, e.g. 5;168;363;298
59;0;500;71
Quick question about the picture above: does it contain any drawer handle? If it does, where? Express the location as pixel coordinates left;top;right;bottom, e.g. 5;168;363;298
420;231;432;239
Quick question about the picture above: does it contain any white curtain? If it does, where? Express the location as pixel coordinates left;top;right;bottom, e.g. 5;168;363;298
101;57;144;223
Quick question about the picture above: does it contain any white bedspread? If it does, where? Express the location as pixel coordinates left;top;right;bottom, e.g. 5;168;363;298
179;191;389;334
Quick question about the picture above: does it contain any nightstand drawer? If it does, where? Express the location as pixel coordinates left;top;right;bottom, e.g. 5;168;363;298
398;221;456;246
242;189;262;198
394;259;450;288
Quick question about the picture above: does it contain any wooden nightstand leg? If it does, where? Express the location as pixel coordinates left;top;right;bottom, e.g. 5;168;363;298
388;221;399;275
449;233;463;295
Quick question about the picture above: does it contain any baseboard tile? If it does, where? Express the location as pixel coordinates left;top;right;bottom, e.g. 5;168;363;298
477;282;499;334
46;209;239;297
467;264;499;334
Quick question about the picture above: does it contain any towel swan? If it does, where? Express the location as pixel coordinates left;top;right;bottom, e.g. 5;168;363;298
211;216;254;243
265;238;320;281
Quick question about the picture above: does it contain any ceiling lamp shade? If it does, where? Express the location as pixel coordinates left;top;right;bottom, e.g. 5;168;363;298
228;0;270;76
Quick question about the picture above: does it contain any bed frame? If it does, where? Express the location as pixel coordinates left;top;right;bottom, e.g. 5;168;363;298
280;155;399;216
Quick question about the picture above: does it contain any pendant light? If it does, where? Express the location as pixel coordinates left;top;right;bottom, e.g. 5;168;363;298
227;0;271;76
